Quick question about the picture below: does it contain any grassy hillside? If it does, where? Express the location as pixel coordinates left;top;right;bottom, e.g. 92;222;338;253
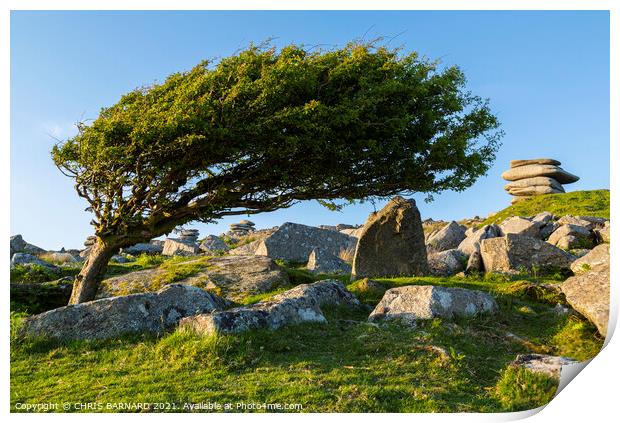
11;270;603;413
482;190;609;226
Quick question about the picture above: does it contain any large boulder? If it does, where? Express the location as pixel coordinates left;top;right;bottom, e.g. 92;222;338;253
480;234;575;274
465;250;484;274
547;224;594;250
426;221;466;252
457;224;502;256
199;235;230;254
255;222;356;263
570;243;609;275
162;238;200;256
306;249;351;275
368;285;497;323
122;242;164;256
20;284;229;340
11;253;60;273
499;216;542;238
180;280;359;335
427;249;467;277
501;164;579;184
594;221;610;243
10;235;27;256
351;196;428;279
562;263;610;337
556;215;595;230
511;354;578;379
229;238;264;255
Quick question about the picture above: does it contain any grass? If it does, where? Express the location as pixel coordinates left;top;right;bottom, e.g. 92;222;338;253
10;270;603;413
482;189;610;226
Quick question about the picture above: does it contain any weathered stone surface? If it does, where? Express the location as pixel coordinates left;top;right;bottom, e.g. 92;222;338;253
531;212;555;224
577;216;608;229
122;242;163;256
570;244;609;275
457;224;502;256
11;253;60;272
501;164;579;184
511;354;578;379
43;252;78;264
339;227;365;238
162;238;200;256
100;255;289;301
465;250;484;274
499;216;542;238
556;215;595;230
255;222;356;263
307;249;351;275
21;284;229;340
180;280;359;335
229;239;264;255
10;235;27;256
509;159;561;168
547;224;594;250
504;176;564;192
480;234;575;274
539;221;559;239
352;196;428;279
562;263;610;337
426;221;466;252
368;285;497;323
199;235;229;254
594;221;610;243
427;249;467;277
507;185;565;197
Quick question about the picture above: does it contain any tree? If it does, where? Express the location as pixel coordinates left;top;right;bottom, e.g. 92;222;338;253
52;42;502;304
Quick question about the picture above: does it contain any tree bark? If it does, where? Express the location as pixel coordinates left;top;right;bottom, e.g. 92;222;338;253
68;239;118;304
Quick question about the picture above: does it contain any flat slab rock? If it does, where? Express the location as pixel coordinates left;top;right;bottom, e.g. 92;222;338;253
180;279;360;335
509;159;562;168
512;354;578;379
20;284;229;341
368;285;498;323
501;164;579;184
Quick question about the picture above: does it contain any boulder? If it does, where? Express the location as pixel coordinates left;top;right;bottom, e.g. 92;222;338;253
547;224;594;250
122;242;164;256
594;221;610;243
426;221;467;252
499;216;542;238
162;238;200;256
504;176;564;192
562;263;610;337
180;280;359;335
229;239;264;255
307;249;351;275
556;215;595;230
255;222;356;263
511;354;578;379
531;212;555;224
199;235;230;254
10;235;27;256
339;227;365;238
368;285;497;323
42;252;78;264
457;224;502;256
480;234;575;274
465;250;484;274
20;284;229;340
351;196;428;279
11;253;60;273
539;221;559;239
509;159;561;168
570;244;609;275
577;216;608;229
427;249;467;277
501;164;579;184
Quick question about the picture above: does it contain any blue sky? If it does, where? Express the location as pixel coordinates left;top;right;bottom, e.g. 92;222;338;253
10;10;609;250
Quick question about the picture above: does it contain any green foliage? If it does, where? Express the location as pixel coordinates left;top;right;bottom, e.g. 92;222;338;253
10;264;79;284
494;367;558;411
52;41;502;246
482;189;610;226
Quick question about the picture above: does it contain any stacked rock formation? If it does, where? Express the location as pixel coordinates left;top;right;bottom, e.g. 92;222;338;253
501;158;579;204
178;229;199;243
229;220;256;236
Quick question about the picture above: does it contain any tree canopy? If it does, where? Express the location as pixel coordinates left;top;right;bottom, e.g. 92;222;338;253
53;42;502;303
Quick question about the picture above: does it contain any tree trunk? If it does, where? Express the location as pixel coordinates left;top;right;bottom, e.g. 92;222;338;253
68;239;118;304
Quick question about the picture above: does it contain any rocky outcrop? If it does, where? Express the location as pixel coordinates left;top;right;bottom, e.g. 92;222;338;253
465;250;484;274
180;280;359;335
351;197;428;279
457;224;502;256
511;354;578;379
480;234;575;274
499;216;542;238
229;239;264;255
547;224;594;250
501;159;578;202
199;235;229;254
426;221;466;252
255;222;356;263
562;263;610;337
20;284;229;340
570;244;609;275
10;234;46;256
427;249;467;277
368;285;497;323
229;220;256;237
11;253;60;273
594;221;610;243
122;242;164;256
306;249;351;275
162;238;200;256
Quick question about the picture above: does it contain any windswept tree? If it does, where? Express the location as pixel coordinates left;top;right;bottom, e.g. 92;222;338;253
53;42;502;304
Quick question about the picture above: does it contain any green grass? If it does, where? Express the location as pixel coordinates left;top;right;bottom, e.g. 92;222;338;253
482;189;610;226
11;271;603;413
